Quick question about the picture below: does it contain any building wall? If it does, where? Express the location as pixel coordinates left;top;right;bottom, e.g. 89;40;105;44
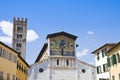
0;58;16;80
50;68;77;80
39;48;48;61
0;43;17;80
16;56;29;80
94;45;113;80
110;63;120;80
28;60;49;80
28;32;96;80
107;44;120;80
28;58;96;80
77;60;96;80
95;53;110;80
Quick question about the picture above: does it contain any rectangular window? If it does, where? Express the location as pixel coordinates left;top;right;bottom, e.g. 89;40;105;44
0;71;3;80
107;58;111;67
14;56;17;63
16;43;22;48
3;49;6;58
9;53;11;61
97;67;99;74
17;34;22;39
103;64;108;72
17;27;23;33
112;75;115;80
119;73;120;80
11;54;14;62
102;49;105;57
7;73;10;80
97;66;101;74
17;61;19;69
0;47;2;56
97;52;100;60
102;48;107;57
111;57;113;66
66;59;69;66
112;54;117;65
13;75;15;80
117;53;120;63
57;59;59;65
6;51;8;60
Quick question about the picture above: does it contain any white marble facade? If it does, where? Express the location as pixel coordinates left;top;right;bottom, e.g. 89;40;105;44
28;32;96;80
28;59;96;80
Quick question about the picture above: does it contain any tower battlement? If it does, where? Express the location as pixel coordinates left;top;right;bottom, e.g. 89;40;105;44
14;17;27;24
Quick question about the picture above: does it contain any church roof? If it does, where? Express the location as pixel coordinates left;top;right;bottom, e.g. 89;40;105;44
35;43;48;63
77;59;95;68
46;31;77;40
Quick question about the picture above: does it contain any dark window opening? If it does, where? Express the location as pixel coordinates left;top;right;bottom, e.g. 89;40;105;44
119;73;120;80
17;27;23;33
7;73;10;80
16;43;22;48
61;48;64;56
97;52;100;60
0;71;3;80
39;68;43;73
17;34;22;39
82;69;86;73
66;59;69;66
57;59;59;65
0;47;2;56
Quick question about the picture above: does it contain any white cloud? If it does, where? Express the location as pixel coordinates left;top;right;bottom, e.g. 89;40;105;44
27;29;39;42
0;20;13;37
87;31;94;35
0;36;12;44
0;20;39;44
77;49;89;57
86;30;96;42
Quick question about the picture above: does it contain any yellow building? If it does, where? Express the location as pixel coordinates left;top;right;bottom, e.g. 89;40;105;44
0;41;17;80
107;42;120;80
16;55;30;80
0;41;30;80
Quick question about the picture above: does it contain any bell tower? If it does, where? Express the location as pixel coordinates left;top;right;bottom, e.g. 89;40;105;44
12;17;27;60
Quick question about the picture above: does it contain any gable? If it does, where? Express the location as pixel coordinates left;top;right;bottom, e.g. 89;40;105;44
35;43;48;63
46;31;77;40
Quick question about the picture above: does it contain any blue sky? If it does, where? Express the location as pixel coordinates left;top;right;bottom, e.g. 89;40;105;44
0;0;120;65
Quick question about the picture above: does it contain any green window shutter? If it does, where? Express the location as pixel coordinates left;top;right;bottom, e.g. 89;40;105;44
102;50;104;57
111;57;113;66
97;53;100;60
117;53;120;63
97;67;99;74
113;55;117;65
103;65;105;72
112;76;115;80
107;58;111;67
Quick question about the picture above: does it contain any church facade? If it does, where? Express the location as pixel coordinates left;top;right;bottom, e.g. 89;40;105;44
28;31;96;80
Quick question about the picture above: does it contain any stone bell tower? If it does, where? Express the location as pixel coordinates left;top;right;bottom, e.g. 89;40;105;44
12;17;27;60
